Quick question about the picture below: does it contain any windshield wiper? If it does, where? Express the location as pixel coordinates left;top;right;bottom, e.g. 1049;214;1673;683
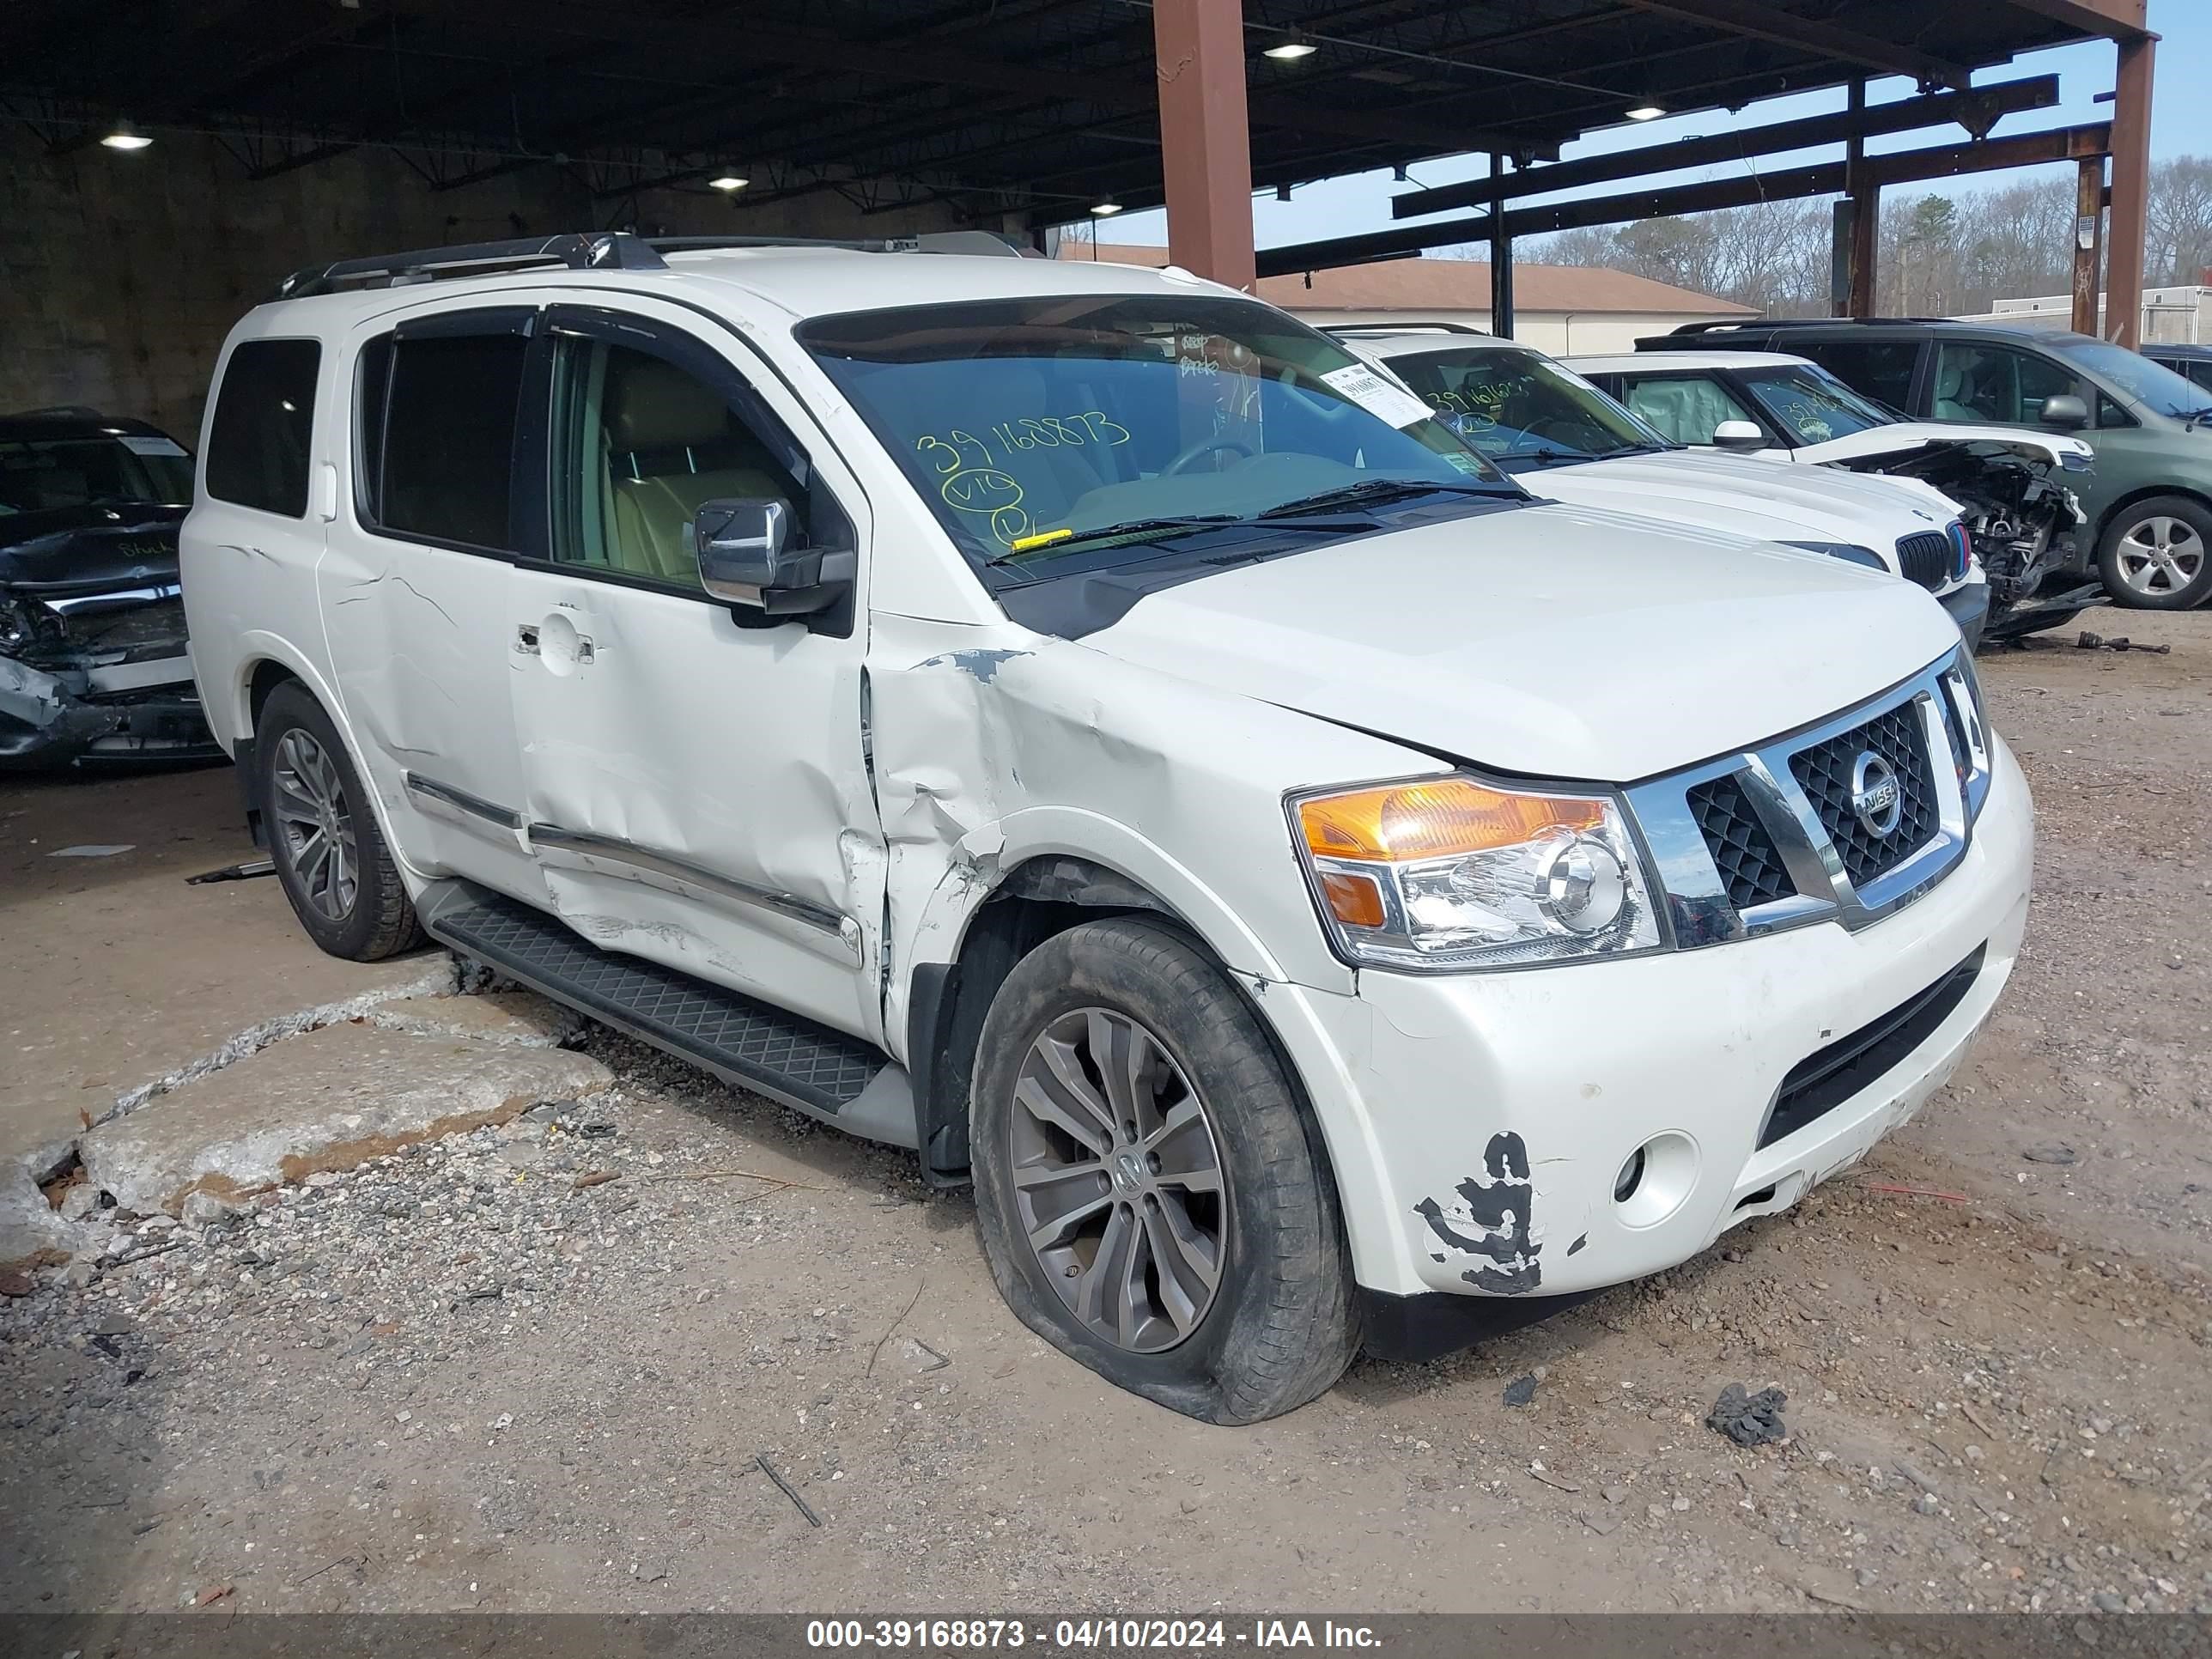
980;515;1238;568
1255;477;1508;518
2181;405;2212;429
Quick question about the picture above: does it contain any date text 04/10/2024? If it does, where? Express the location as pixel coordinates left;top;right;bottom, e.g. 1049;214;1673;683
804;1620;1383;1650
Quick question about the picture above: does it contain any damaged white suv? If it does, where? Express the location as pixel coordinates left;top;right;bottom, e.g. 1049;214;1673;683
183;233;2033;1423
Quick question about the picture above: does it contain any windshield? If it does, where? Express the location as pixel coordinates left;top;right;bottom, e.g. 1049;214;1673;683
797;295;1516;573
1737;364;1893;442
1383;346;1667;470
0;434;193;515
2049;336;2212;419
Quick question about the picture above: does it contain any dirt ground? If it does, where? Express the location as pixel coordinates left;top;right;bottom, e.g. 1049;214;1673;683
3;611;2209;1616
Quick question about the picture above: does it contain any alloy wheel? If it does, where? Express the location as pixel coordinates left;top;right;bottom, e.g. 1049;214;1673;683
1006;1007;1226;1354
271;728;359;922
2114;514;2205;598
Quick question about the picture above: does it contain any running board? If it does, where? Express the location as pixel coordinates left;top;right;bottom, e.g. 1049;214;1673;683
420;886;916;1148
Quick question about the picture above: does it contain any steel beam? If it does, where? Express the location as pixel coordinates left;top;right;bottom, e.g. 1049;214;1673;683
1152;0;1254;290
2072;155;2106;335
1614;0;1970;88
1392;76;2059;220
2001;0;2150;40
1259;124;2113;279
2105;33;2154;347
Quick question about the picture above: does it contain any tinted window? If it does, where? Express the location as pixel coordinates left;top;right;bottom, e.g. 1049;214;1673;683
1933;343;2075;425
1737;364;1893;442
205;339;320;516
374;333;528;550
0;434;191;514
799;294;1513;574
1387;347;1666;470
549;336;817;589
2048;336;2212;418
1794;340;1920;415
1619;373;1758;446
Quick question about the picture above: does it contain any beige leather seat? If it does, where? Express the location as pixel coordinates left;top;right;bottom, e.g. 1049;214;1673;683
602;356;790;584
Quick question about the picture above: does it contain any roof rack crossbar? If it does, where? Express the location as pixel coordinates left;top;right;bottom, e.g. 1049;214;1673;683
273;232;667;301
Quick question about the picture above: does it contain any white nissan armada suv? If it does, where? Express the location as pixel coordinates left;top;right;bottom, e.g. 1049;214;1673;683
182;232;2033;1423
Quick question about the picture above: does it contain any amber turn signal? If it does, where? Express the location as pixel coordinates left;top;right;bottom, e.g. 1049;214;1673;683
1298;777;1606;864
1318;871;1385;928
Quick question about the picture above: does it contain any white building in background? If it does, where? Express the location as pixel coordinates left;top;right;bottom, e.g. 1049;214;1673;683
1952;279;2212;343
1060;245;1751;355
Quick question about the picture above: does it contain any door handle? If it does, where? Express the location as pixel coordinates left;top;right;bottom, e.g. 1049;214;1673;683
514;624;540;655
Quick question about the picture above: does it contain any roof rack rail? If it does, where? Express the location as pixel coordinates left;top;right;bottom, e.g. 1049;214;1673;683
273;227;1030;300
1320;321;1487;337
5;404;106;420
1667;315;1952;335
275;232;666;301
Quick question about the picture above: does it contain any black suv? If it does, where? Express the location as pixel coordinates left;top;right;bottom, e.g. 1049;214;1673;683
1639;319;2212;611
1;405;220;768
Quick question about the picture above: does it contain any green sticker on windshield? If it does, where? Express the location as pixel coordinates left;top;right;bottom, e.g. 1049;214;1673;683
1442;453;1485;476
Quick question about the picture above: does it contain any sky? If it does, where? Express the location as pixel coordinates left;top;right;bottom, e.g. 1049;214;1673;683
1083;3;2210;255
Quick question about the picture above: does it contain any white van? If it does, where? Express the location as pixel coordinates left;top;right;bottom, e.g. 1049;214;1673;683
182;233;2033;1422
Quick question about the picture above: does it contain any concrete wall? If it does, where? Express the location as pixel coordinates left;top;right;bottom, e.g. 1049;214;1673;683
1289;307;1741;356
0;129;959;441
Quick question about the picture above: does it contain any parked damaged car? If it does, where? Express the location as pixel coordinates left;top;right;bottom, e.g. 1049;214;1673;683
1565;350;2098;642
0;408;220;768
185;234;2033;1423
1342;330;1993;646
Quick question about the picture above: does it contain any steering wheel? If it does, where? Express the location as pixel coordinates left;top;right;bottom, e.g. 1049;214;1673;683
1522;415;1592;446
1164;436;1255;477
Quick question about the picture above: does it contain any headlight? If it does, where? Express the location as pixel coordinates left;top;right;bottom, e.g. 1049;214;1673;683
1291;775;1662;972
1780;540;1887;571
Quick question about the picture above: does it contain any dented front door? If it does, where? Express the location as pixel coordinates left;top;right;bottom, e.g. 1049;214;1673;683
504;300;886;1044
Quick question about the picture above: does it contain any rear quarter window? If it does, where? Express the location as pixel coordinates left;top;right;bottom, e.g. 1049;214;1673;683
204;338;321;517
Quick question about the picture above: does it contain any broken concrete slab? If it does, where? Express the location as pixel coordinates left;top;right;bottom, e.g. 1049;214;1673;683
77;1022;611;1217
0;1141;82;1273
368;989;583;1048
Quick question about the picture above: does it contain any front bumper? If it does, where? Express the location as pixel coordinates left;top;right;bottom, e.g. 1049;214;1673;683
1939;578;1990;652
1256;732;2033;1312
0;652;222;769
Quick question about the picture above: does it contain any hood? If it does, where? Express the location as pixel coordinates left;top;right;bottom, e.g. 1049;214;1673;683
0;506;185;594
1792;423;2094;471
1081;501;1960;781
1531;448;1954;552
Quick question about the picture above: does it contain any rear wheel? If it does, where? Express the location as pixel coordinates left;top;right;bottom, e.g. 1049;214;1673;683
256;682;423;961
2096;496;2212;608
969;917;1358;1423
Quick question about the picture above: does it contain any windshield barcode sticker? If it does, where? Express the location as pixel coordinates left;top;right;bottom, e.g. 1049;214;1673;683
1320;364;1436;430
119;434;189;457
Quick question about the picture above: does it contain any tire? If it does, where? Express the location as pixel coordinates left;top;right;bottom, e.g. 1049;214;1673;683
969;917;1358;1423
2096;495;2212;609
255;682;424;961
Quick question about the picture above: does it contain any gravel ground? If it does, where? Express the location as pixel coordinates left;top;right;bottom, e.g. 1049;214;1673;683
3;612;2209;1617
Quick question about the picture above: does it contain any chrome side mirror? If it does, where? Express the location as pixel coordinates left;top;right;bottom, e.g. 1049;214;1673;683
692;498;851;620
2039;393;2089;431
1711;419;1766;452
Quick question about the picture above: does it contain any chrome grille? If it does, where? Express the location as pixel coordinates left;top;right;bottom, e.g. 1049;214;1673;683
1624;649;1989;950
1686;775;1793;910
1894;531;1952;592
1789;702;1939;888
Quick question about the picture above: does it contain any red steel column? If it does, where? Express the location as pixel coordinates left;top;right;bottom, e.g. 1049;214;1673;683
2105;31;2155;347
1152;0;1256;291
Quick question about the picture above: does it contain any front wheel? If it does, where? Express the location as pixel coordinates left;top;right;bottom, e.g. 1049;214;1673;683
969;918;1358;1423
2096;496;2212;609
256;682;424;961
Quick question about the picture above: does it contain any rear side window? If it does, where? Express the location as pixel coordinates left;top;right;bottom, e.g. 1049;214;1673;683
1795;340;1921;415
363;331;529;551
205;339;320;516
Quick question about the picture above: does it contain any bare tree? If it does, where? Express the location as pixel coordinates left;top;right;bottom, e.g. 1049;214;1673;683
1524;159;2209;317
